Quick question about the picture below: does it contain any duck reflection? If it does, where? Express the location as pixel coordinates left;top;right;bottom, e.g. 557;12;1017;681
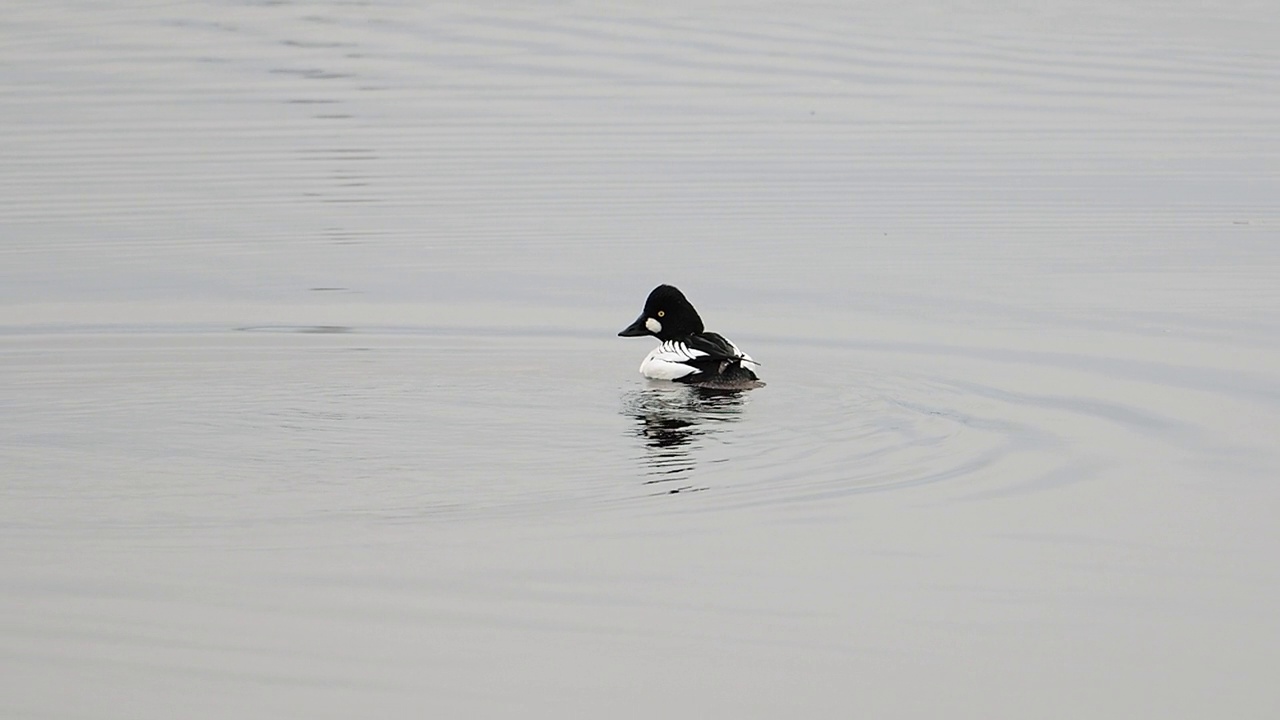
621;384;748;493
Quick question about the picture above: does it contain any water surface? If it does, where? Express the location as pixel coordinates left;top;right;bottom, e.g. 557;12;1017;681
3;1;1279;717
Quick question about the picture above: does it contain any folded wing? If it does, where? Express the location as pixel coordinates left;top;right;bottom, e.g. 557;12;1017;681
686;332;754;364
639;334;755;381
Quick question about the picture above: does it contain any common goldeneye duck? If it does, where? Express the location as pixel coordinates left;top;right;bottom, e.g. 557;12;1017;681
618;284;763;388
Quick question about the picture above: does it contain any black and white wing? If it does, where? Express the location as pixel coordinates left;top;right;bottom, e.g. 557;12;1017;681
685;332;753;364
638;340;711;380
638;333;756;381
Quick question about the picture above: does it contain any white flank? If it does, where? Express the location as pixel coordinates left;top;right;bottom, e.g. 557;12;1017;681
638;341;705;380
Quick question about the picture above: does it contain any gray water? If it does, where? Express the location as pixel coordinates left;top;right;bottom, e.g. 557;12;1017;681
3;1;1280;717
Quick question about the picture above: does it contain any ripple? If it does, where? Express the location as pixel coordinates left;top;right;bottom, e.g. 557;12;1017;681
608;324;1280;512
681;370;1042;507
3;2;1280;715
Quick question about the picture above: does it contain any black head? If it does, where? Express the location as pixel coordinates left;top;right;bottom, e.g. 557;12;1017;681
618;284;704;341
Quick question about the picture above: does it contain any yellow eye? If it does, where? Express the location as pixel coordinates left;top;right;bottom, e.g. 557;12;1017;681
657;310;665;317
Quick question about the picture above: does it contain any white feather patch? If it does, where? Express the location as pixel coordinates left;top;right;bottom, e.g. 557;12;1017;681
638;341;707;380
645;317;662;333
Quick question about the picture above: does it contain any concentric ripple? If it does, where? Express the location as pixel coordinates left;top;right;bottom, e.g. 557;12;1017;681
605;328;1277;511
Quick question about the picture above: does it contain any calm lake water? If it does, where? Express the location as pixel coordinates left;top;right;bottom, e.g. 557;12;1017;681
3;1;1279;717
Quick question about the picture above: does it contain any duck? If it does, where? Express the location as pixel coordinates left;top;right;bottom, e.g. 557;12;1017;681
618;284;762;388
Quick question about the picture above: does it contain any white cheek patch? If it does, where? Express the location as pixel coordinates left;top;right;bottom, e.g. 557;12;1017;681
645;317;662;334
